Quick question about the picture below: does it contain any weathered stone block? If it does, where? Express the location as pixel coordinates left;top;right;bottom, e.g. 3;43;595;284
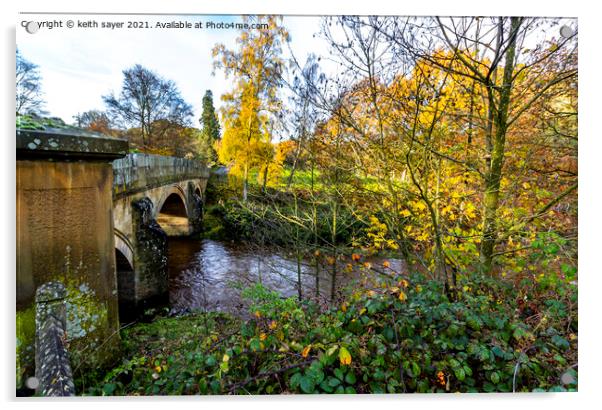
187;181;204;234
130;197;169;316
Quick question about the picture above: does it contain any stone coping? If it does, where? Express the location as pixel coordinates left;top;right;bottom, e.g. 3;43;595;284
16;128;128;161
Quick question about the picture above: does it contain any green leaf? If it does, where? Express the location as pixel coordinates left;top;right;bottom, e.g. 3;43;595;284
374;368;386;380
290;372;302;389
210;380;221;393
319;380;334;393
345;371;357;385
483;382;495;392
308;368;325;385
479;346;491;362
102;383;116;396
370;382;385;393
383;326;395;342
551;335;570;350
249;338;261;352
198;379;208;394
491;346;505;358
300;376;315;393
345;386;357;394
454;367;466;381
490;371;500;384
328;376;341;387
467;316;481;331
334;367;344;381
205;356;217;367
411;361;421;377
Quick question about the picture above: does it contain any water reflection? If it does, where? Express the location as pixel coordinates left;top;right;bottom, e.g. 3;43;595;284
168;238;405;316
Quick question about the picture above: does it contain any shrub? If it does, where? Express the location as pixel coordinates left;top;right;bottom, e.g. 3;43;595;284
85;272;577;395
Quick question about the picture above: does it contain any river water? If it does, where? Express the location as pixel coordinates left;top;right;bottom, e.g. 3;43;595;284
167;238;405;316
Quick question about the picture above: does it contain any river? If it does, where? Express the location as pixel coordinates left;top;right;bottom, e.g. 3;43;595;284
167;238;406;316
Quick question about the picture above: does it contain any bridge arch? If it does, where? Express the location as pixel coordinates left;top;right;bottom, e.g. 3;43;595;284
154;185;188;219
155;185;191;236
114;230;136;323
114;230;134;269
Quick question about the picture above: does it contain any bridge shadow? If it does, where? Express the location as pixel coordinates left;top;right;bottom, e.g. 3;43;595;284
115;248;136;323
156;193;190;236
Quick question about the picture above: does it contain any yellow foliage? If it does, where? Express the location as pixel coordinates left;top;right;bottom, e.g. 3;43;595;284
339;347;352;366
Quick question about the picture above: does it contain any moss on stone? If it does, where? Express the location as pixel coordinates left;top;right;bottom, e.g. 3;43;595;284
16;306;35;388
16;114;72;131
61;277;119;376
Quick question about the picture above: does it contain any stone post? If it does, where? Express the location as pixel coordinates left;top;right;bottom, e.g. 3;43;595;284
34;282;75;396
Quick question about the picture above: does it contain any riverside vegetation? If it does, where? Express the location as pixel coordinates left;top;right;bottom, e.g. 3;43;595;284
78;166;577;394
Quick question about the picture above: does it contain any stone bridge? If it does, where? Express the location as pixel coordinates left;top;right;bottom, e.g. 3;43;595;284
16;127;209;391
111;154;209;321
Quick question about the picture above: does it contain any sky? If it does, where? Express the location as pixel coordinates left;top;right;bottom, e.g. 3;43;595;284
16;14;331;125
16;14;577;131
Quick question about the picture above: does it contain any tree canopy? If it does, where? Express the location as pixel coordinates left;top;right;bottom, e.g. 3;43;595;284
103;64;193;146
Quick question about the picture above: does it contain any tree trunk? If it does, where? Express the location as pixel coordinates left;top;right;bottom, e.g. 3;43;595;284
296;251;303;301
243;163;249;202
262;164;269;193
330;202;338;303
294;195;303;301
313;206;320;298
287;135;304;189
479;17;521;275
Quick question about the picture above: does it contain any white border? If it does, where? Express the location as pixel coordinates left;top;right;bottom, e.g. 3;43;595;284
3;1;600;410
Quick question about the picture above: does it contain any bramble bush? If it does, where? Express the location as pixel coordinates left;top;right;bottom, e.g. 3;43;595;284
84;270;577;395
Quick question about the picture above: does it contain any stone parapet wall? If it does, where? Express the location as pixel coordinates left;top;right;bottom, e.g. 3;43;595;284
113;154;210;197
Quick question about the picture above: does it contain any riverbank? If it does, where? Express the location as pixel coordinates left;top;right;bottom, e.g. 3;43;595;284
80;270;577;395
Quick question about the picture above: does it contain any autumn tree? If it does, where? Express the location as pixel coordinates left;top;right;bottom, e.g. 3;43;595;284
73;110;118;136
305;16;577;290
16;49;45;115
212;16;289;201
153;121;201;158
315;16;453;287
103;64;193;146
383;17;578;275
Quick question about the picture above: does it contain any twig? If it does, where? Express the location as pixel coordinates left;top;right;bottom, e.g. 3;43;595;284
512;359;522;393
